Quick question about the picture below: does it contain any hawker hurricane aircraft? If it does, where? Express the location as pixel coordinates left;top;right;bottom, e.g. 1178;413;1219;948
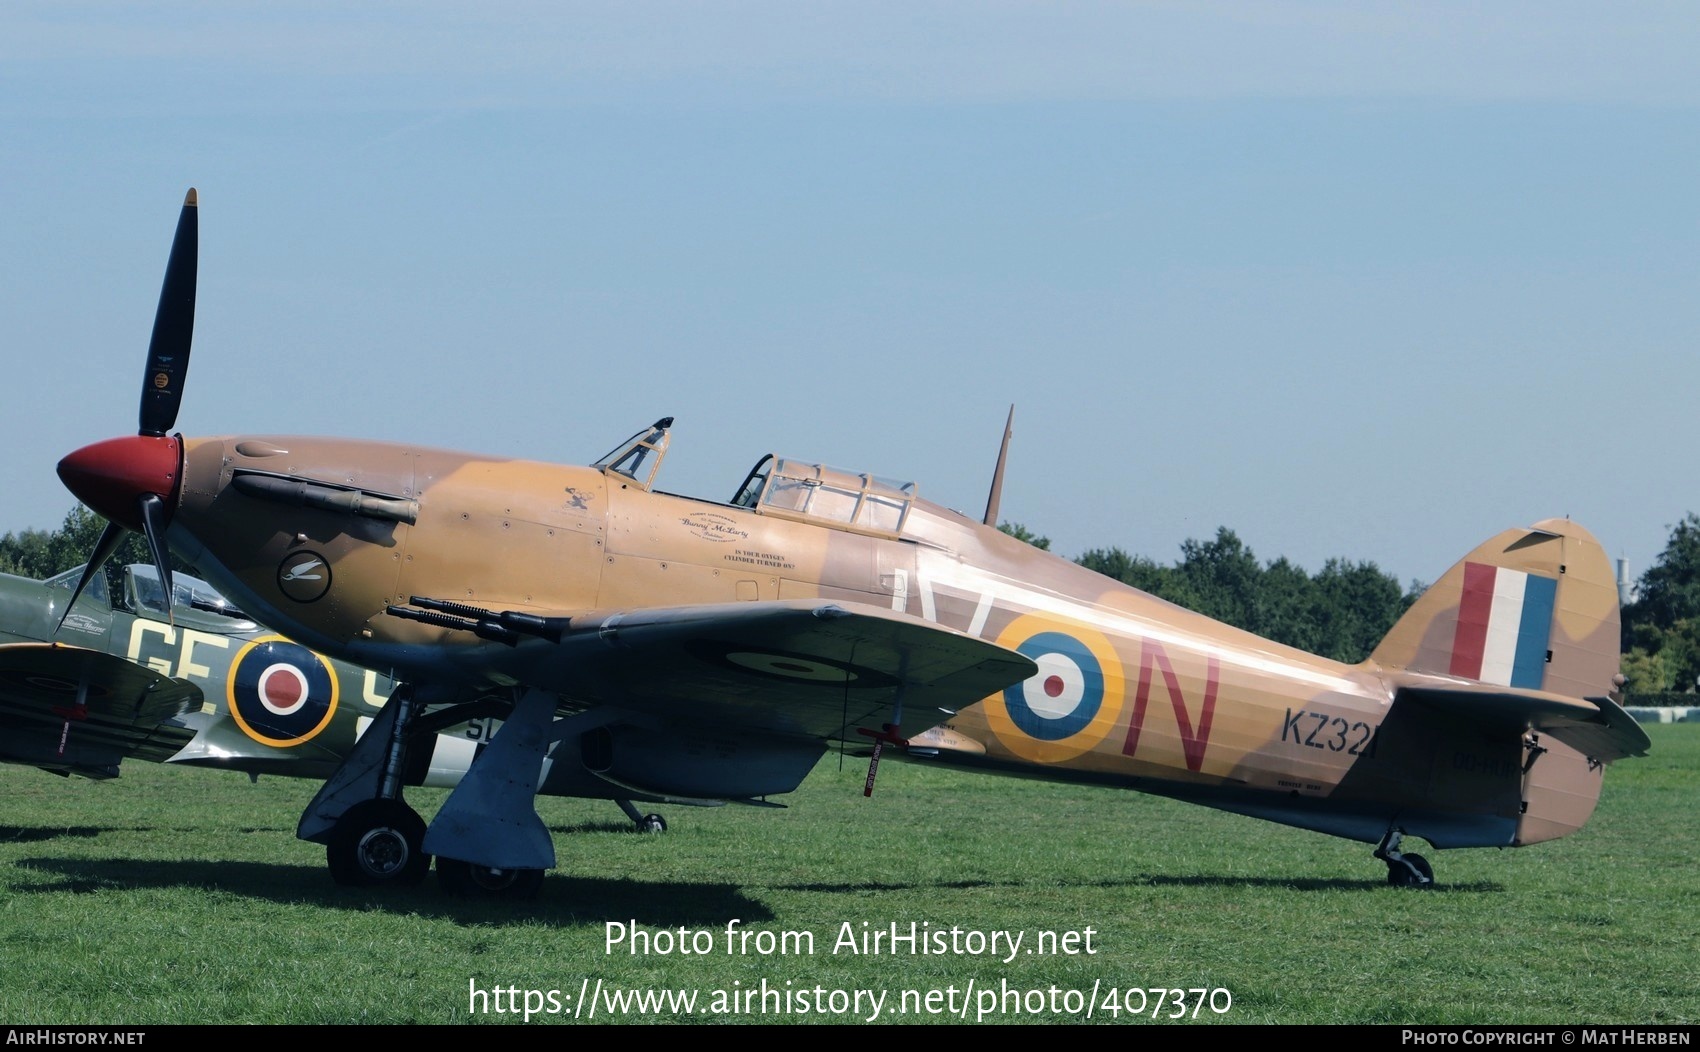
53;190;1650;898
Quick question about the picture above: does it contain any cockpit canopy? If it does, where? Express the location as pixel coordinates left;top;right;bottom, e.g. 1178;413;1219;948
732;456;915;538
47;562;253;624
594;417;673;492
596;417;917;538
123;564;250;621
45;563;109;606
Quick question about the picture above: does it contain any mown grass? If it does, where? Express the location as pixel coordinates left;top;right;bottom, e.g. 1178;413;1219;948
0;725;1694;1025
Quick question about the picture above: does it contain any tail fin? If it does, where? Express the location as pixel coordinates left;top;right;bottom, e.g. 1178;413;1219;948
1371;518;1620;701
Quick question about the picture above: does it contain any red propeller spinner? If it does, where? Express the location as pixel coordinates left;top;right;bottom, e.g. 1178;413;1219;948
57;434;181;534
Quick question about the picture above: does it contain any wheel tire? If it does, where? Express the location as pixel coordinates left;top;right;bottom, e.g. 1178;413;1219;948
638;813;667;833
326;799;431;888
1387;853;1435;888
436;857;546;900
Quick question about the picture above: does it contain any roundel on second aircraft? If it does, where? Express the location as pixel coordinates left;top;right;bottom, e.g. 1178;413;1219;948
985;614;1125;764
226;636;340;747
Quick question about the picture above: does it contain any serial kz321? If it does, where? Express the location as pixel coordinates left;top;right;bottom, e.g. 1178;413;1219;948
53;190;1649;899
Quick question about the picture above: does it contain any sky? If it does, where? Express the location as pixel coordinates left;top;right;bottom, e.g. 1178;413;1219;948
3;2;1697;591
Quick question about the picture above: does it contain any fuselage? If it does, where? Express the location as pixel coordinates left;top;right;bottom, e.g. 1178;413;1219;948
152;431;1574;849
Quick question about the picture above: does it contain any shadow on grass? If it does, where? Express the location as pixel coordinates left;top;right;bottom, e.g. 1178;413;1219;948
10;855;776;926
0;825;143;843
779;873;1504;894
1130;873;1504;893
546;820;646;835
9;850;1503;923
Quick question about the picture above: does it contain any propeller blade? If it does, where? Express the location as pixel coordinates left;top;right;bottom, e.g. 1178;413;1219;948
138;492;175;623
56;520;128;632
139;189;198;437
59;191;198;632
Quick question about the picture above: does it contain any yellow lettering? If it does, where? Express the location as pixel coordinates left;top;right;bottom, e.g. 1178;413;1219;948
127;619;174;662
176;629;230;680
362;669;392;706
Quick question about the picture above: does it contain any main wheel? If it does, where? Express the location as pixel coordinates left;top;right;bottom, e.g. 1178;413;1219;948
1386;853;1434;888
637;813;667;833
327;799;431;887
436;857;546;900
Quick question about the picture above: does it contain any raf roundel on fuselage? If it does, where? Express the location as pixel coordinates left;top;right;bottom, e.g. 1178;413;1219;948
226;636;340;747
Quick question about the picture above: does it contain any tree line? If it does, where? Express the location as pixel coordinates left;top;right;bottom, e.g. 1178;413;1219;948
1000;522;1419;664
1619;513;1700;696
0;506;194;593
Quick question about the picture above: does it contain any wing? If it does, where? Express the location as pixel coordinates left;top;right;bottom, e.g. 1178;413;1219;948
513;599;1037;741
0;642;202;776
1395;678;1651;764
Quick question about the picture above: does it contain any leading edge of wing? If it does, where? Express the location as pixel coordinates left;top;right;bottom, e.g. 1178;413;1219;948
522;599;1038;740
0;642;202;734
1392;674;1651;764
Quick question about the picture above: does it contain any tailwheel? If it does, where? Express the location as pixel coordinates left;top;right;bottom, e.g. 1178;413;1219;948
617;799;667;833
436;857;546;900
327;799;431;887
1386;853;1434;888
1374;827;1435;889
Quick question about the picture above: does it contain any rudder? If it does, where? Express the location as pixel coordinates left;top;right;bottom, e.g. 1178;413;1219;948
1370;518;1620;701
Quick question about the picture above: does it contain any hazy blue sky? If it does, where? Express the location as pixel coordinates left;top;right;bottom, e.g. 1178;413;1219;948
4;3;1696;590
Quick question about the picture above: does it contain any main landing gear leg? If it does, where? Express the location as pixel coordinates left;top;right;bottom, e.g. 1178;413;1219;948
425;686;557;899
1374;827;1434;889
298;684;431;888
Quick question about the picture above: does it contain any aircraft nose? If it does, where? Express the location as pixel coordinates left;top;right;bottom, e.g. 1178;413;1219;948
56;434;182;532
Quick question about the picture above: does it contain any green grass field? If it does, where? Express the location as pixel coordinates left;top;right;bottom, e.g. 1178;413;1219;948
1;725;1694;1025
